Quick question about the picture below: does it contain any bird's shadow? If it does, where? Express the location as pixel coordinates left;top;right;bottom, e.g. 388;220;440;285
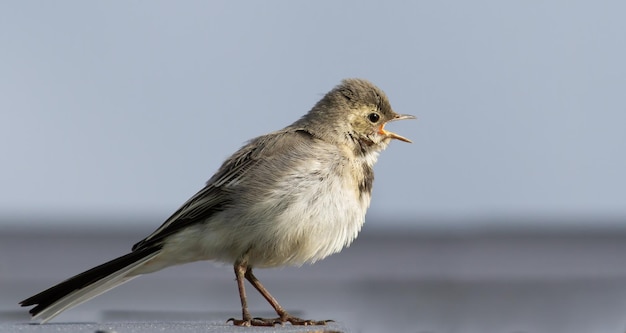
101;309;284;321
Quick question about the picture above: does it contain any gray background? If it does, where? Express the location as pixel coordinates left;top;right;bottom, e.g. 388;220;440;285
3;2;626;333
4;230;626;333
2;1;625;230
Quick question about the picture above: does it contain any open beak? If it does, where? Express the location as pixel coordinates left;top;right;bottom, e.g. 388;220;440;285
378;114;416;143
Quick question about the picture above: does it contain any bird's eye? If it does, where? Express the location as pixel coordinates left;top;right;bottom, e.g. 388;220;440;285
368;113;380;123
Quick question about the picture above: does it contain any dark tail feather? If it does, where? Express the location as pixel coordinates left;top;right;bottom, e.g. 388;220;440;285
20;246;161;321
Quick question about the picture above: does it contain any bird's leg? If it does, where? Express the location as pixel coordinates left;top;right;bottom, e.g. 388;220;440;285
244;267;331;326
227;262;274;326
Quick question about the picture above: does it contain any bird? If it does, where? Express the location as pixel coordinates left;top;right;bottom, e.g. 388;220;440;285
20;78;415;326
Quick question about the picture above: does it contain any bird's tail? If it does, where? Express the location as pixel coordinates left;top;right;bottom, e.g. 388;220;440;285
19;246;162;323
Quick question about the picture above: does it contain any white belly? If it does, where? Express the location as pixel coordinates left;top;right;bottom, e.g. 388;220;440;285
249;168;369;267
155;156;373;269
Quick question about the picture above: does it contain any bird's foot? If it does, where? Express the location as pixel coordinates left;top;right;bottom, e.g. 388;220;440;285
227;315;331;326
227;317;279;327
272;314;332;326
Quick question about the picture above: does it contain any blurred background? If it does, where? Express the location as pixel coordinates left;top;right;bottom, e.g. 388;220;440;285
2;0;626;231
2;1;626;332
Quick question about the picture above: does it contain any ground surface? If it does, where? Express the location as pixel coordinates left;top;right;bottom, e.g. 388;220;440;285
2;227;626;333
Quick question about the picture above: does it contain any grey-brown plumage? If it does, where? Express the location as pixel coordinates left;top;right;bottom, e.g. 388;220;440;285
20;78;415;326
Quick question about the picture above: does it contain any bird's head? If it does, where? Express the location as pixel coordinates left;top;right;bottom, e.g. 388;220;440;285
297;78;415;156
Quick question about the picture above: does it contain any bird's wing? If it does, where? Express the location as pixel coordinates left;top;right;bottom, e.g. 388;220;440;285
131;128;315;251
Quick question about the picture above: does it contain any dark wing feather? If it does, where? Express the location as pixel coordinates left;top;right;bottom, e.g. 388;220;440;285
131;185;229;251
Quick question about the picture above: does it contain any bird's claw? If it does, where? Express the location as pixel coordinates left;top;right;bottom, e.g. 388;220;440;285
285;316;332;326
227;315;331;326
261;315;331;326
227;317;279;327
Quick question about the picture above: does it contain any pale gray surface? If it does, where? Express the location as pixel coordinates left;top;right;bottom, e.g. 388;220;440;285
2;228;626;333
2;1;626;228
1;321;347;333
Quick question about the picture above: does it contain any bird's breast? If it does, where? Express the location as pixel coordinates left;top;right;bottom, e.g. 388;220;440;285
246;158;371;267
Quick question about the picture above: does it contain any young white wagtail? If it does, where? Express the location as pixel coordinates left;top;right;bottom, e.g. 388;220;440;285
20;78;415;326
